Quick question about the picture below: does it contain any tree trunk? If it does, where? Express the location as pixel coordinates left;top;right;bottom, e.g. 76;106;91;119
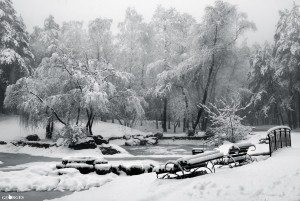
76;107;80;126
46;117;54;139
168;115;171;129
186;119;190;131
183;118;186;132
173;121;178;133
155;113;159;129
287;109;292;128
162;97;167;132
201;116;208;131
86;109;94;136
192;24;218;132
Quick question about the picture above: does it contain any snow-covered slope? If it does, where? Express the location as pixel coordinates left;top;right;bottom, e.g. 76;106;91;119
50;132;300;201
0;115;145;141
49;147;300;201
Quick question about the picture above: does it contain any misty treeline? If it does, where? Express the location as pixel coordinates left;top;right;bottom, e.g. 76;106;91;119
1;0;300;139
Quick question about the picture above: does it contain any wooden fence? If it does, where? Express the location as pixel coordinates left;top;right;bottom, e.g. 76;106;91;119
267;126;291;156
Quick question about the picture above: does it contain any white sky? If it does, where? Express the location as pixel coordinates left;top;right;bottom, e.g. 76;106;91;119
11;0;300;45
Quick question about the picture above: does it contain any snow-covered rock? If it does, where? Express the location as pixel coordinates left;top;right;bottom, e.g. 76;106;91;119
154;132;163;139
68;138;97;150
124;135;158;146
25;134;40;141
65;163;94;174
99;144;121;155
92;135;109;145
95;164;112;175
0;163;116;192
10;140;56;148
125;138;141;146
62;156;99;165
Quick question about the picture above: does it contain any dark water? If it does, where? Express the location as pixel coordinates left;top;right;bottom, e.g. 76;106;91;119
120;142;213;156
0;152;61;168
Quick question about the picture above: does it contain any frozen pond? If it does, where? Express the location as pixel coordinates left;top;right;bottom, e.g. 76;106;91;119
119;139;215;156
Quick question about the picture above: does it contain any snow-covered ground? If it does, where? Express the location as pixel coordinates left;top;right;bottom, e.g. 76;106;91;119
49;147;300;201
0;115;146;141
47;132;300;201
1;115;300;200
0;162;117;192
0;160;159;192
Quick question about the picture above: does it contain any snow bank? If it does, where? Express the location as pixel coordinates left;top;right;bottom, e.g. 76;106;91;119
0;115;146;141
0;143;103;158
51;148;300;201
0;142;131;158
0;115;45;141
0;163;117;192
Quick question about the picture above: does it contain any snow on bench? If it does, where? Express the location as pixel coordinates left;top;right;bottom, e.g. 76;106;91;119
177;150;221;164
217;142;256;168
187;152;224;165
155;150;224;179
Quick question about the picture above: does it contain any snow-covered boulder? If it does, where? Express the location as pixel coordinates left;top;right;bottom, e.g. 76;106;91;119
119;164;145;176
99;144;121;155
54;168;80;176
145;132;154;138
95;164;112;175
154;132;163;139
62;156;99;165
65;163;94;174
94;158;108;164
123;134;132;140
25;134;40;141
92;135;109;145
68;138;97;150
146;137;158;145
10;140;55;148
125;138;141;146
125;135;158;146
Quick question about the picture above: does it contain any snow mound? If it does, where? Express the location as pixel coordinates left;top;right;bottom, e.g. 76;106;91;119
0;163;117;192
0;143;130;158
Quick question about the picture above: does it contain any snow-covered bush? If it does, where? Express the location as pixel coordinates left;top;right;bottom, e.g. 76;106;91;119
55;125;87;146
202;97;251;143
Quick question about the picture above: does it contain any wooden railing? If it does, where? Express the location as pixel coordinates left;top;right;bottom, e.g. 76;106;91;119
267;126;291;156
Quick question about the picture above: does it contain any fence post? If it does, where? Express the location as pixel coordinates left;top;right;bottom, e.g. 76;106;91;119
284;128;287;147
274;130;277;151
268;134;272;157
280;129;283;148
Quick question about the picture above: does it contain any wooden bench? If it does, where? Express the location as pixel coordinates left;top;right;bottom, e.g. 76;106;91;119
154;150;224;179
217;142;256;168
